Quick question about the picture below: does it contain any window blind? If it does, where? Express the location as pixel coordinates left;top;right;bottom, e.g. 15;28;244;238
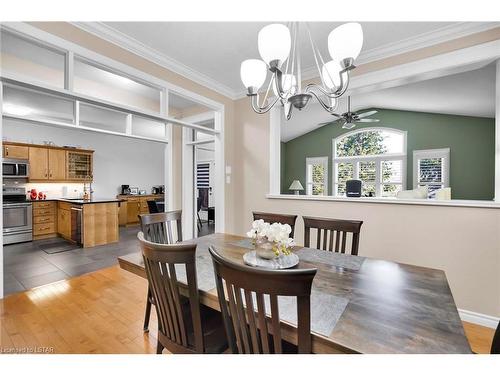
196;163;210;188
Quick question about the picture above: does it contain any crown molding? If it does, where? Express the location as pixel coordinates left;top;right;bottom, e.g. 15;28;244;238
72;22;499;102
71;22;238;100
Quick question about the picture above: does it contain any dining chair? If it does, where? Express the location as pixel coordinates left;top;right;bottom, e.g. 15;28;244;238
139;233;228;354
147;200;160;214
303;216;363;255
139;210;182;332
208;245;317;354
492;320;500;354
252;212;298;238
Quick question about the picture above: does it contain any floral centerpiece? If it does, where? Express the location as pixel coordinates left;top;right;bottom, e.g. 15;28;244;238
246;219;295;259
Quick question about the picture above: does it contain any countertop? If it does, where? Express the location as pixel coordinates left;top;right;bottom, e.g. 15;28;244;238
29;197;123;205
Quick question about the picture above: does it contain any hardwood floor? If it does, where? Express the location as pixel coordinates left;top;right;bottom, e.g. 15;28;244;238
0;265;495;354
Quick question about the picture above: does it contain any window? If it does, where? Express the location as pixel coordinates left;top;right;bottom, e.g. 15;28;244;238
333;128;406;197
413;148;450;198
1;31;66;88
132;116;166;139
73;58;162;113
79;103;128;134
306;157;328;196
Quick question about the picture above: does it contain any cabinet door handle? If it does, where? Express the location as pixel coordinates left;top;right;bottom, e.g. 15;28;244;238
5;147;8;156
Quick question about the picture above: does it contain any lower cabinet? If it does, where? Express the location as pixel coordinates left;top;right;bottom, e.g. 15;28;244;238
32;201;57;238
57;202;72;240
117;194;164;226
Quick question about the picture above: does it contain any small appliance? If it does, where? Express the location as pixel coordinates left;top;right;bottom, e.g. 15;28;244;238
3;158;29;179
346;179;362;197
121;184;131;195
3;186;33;245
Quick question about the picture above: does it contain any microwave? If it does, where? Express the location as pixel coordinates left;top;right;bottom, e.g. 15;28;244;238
2;158;29;178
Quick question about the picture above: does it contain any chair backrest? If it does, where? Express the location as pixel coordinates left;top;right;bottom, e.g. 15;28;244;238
138;232;204;353
147;200;160;214
492;320;500;354
252;211;298;238
139;210;182;244
303;216;363;255
209;245;317;354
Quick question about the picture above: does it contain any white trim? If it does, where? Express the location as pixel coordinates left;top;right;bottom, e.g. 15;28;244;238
305;157;329;196
269;106;282;195
266;193;500;209
413;148;450;189
495;60;500;201
71;22;237;100
458;308;500;329
0;82;4;299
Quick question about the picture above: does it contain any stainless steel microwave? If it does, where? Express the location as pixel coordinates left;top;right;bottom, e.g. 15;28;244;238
2;158;29;178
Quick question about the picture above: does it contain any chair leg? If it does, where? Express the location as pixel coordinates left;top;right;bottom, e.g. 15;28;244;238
156;341;164;354
143;288;152;332
197;212;203;230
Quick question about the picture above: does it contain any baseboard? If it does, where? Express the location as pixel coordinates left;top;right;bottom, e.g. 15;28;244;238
459;308;499;329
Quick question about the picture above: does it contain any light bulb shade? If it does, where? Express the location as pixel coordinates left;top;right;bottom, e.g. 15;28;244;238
258;24;291;66
273;73;297;97
240;59;267;90
289;180;304;191
322;60;341;89
328;22;363;62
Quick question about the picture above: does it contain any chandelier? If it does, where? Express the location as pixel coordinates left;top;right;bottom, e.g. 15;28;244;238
240;22;363;120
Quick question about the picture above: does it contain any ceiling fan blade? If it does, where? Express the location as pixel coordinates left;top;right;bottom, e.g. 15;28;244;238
342;122;356;130
356;118;380;123
356;110;378;119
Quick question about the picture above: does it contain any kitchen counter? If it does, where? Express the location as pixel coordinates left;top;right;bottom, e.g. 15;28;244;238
29;197;123;204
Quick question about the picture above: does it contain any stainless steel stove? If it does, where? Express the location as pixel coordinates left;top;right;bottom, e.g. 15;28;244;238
3;186;32;245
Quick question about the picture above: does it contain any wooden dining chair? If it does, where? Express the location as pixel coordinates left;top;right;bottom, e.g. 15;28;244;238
139;210;182;332
208;245;317;354
492;320;500;354
252;211;298;238
303;216;363;256
138;232;228;354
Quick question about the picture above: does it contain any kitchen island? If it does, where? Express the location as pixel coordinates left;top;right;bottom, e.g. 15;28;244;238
32;197;122;248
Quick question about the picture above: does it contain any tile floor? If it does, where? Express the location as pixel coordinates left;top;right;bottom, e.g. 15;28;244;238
3;226;141;296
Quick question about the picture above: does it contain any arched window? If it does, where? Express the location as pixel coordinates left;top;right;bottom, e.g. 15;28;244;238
333;128;407;197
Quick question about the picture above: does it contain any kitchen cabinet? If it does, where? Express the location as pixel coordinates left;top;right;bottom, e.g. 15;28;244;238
3;144;29;159
57;202;72;239
29;147;66;181
117;194;164;226
32;201;57;239
66;150;93;182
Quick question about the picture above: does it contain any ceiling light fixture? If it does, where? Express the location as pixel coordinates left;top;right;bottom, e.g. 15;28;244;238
240;22;363;120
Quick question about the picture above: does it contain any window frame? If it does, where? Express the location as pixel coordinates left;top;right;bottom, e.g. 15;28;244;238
413;148;450;191
332;127;407;197
305;156;329;196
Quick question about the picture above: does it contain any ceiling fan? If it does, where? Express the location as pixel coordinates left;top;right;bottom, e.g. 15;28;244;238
319;96;379;130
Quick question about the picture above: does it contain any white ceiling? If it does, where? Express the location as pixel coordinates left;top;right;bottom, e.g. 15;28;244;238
75;22;498;98
281;62;497;142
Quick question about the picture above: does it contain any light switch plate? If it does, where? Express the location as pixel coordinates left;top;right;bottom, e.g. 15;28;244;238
225;166;232;174
226;176;231;184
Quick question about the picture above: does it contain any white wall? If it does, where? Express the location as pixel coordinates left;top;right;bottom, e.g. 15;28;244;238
3;118;166;197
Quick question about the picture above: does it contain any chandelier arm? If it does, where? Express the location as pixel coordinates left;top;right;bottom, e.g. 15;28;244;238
334;70;351;97
306;23;327;88
250;93;281;114
306;87;340;114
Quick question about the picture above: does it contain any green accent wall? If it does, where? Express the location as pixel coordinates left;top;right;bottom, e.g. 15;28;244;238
281;109;495;200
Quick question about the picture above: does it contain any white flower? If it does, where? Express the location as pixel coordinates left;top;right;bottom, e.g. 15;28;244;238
248;220;295;254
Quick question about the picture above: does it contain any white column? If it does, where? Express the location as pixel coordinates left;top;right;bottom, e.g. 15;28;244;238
0;83;4;299
214;110;225;233
495;60;500;201
269;106;282;195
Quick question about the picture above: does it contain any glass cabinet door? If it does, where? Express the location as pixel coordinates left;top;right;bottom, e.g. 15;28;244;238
66;151;93;181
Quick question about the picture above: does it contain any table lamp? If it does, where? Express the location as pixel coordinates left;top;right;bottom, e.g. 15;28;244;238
289;180;304;195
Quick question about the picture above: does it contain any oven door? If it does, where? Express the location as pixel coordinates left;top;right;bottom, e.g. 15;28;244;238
3;203;33;233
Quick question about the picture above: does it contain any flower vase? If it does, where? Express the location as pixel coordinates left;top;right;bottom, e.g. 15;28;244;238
255;238;277;259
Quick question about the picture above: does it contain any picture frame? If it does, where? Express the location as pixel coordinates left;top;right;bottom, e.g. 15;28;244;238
130;187;139;195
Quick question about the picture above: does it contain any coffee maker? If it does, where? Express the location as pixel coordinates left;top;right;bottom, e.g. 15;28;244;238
121;184;131;195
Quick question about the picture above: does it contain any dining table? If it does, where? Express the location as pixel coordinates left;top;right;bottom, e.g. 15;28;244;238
118;232;472;354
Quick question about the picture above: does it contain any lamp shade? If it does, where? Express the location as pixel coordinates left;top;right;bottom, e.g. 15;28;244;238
289;180;304;191
258;24;291;66
328;22;363;62
322;60;341;89
273;73;297;97
240;59;267;90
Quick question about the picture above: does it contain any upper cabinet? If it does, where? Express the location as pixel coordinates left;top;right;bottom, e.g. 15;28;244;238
3;144;29;159
5;142;94;183
66;150;93;182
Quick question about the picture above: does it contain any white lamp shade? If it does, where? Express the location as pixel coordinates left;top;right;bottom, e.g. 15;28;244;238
272;73;297;96
240;59;267;89
258;24;291;66
322;60;341;89
328;22;363;62
289;180;304;191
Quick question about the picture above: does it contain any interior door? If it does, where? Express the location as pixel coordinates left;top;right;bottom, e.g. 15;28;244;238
28;147;49;180
48;149;66;180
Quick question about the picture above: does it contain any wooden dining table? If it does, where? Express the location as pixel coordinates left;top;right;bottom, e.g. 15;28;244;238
118;233;471;354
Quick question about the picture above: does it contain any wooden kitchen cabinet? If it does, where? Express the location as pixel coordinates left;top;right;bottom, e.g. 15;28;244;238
66;150;93;182
29;147;49;180
126;198;140;225
48;149;66;180
32;201;57;239
57;202;72;240
117;194;164;226
3;144;29;159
